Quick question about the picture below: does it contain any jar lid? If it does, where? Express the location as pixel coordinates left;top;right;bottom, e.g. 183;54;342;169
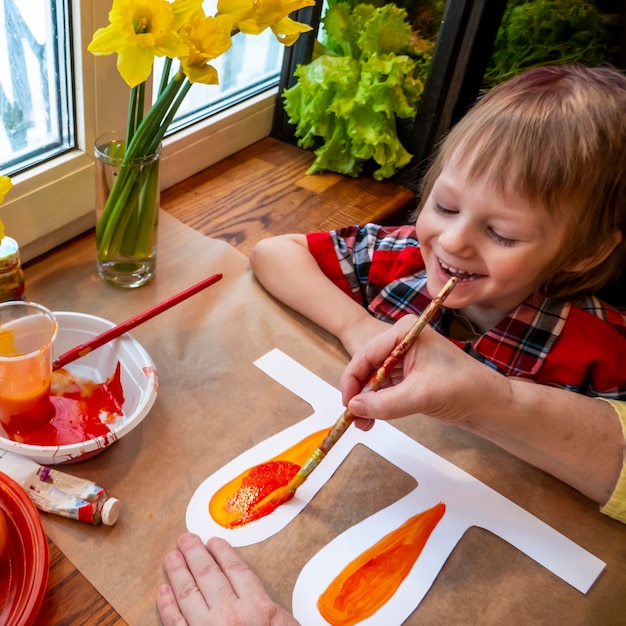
0;237;20;270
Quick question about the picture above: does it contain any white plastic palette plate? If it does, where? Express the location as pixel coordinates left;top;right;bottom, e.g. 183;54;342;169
0;311;158;464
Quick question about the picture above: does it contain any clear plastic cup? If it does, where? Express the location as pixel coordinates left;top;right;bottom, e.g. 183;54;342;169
0;302;57;433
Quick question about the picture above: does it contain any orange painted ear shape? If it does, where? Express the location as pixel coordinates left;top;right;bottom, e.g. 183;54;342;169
317;502;446;626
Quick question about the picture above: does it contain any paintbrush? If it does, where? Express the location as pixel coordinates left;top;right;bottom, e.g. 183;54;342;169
52;272;223;370
236;276;458;525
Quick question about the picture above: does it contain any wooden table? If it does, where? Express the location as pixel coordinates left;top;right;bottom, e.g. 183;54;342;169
32;137;415;625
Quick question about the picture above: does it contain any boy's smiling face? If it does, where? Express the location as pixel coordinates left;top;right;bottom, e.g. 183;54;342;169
416;156;570;331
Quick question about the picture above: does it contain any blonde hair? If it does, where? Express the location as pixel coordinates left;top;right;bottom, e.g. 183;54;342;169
418;64;626;300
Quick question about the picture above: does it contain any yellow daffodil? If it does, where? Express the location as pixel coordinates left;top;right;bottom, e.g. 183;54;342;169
91;0;315;274
179;13;235;84
0;176;11;240
88;0;204;87
218;0;314;45
268;15;313;45
0;176;11;205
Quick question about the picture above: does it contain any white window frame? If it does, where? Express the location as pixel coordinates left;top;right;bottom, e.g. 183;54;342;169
1;1;277;263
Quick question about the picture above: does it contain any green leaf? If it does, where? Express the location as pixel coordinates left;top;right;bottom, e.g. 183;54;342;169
484;0;618;87
357;4;414;57
284;1;435;179
321;2;359;57
284;55;360;148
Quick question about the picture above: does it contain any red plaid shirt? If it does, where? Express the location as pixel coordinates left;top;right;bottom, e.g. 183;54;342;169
307;224;626;400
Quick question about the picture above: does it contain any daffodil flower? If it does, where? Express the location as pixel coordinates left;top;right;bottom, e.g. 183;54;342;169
0;176;11;206
179;13;235;84
218;0;314;45
90;0;315;283
88;0;204;87
0;176;12;240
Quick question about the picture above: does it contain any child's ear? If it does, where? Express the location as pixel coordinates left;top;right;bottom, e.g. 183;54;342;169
564;230;622;273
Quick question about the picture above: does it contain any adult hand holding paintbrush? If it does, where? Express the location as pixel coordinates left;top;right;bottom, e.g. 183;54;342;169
234;277;457;526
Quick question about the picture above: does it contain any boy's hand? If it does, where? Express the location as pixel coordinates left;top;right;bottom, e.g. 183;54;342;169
339;315;392;357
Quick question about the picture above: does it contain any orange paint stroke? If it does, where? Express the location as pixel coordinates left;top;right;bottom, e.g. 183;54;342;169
317;501;446;626
209;428;331;528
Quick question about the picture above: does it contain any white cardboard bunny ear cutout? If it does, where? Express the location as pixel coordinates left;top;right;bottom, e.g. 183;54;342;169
186;349;605;623
186;348;353;545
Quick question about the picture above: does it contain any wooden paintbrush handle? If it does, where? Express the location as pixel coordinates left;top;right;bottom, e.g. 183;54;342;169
319;410;355;455
372;277;457;386
291;411;355;488
287;277;457;493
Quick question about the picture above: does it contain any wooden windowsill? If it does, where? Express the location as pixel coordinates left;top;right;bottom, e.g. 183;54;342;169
161;136;416;255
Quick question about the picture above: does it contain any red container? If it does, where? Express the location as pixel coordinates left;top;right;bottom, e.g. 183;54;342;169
0;470;49;625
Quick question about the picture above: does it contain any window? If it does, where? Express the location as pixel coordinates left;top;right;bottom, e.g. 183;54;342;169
0;1;284;262
0;0;74;175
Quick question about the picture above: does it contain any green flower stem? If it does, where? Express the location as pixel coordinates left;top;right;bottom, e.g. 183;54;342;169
126;83;146;145
109;183;143;256
97;162;144;258
136;82;145;130
127;87;138;146
113;158;159;257
133;159;161;255
126;72;186;159
158;57;173;96
96;70;189;262
147;79;192;154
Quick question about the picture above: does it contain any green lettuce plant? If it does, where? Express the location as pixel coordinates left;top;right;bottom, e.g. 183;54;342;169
484;0;618;88
283;2;435;180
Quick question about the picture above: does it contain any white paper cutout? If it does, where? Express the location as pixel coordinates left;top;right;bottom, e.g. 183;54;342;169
186;349;605;624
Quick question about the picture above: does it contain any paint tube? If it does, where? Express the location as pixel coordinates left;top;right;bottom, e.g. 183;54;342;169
0;449;120;526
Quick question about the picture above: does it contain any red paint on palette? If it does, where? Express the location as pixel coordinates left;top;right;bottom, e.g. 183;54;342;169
2;363;124;446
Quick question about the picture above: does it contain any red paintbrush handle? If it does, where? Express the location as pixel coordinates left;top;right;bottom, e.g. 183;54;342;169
52;272;223;370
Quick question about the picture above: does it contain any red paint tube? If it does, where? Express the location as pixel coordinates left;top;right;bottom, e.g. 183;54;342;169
0;450;119;525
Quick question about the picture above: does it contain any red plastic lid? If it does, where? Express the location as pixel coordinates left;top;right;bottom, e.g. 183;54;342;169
0;471;49;626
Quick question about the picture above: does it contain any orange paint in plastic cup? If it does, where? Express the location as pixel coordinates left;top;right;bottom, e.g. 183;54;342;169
0;302;57;433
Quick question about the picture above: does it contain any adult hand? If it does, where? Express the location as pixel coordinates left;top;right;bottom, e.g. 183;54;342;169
340;314;511;430
157;532;299;626
340;314;624;504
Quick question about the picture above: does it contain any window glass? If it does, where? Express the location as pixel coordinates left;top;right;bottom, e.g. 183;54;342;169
0;0;74;175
